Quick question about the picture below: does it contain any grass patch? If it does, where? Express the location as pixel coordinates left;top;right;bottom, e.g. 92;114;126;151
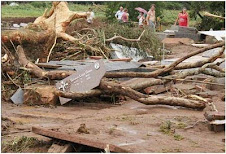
173;134;184;141
159;120;184;141
1;4;45;18
176;122;187;129
1;136;44;153
1;3;106;18
159;120;174;135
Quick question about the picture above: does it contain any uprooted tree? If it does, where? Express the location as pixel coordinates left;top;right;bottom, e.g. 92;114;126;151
1;2;225;110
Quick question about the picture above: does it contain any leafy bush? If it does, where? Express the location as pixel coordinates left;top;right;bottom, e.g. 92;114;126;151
188;1;225;30
97;22;162;60
30;1;51;8
163;2;183;10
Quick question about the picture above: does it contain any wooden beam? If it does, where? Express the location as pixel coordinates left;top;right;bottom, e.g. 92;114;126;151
32;127;129;153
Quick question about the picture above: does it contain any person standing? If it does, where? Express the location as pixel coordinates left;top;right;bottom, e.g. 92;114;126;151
138;12;145;28
87;8;95;24
146;4;156;31
174;7;189;27
121;8;129;23
115;6;124;22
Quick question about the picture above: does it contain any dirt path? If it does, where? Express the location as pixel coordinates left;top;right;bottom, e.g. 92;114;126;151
2;85;225;152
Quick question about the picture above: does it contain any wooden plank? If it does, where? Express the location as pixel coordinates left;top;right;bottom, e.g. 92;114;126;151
32;127;129;153
48;142;73;153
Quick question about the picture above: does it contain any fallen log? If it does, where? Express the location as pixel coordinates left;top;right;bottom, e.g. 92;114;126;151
98;79;206;110
172;63;225;79
175;46;225;70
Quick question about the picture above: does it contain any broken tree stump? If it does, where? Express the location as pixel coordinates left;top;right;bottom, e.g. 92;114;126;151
24;85;58;105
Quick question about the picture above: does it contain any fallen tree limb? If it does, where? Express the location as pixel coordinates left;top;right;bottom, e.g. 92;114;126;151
172;63;225;79
56;78;165;99
175;46;225;70
17;45;74;80
106;30;145;42
98;79;205;110
104;42;225;78
204;11;225;20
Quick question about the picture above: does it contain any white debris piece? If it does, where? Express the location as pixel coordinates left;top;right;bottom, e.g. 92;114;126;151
13;24;20;28
199;30;225;41
20;23;28;27
9;2;19;6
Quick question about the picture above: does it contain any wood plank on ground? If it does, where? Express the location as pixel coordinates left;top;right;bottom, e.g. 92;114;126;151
32;127;129;153
48;142;73;153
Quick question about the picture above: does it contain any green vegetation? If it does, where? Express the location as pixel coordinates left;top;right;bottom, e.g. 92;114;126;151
2;1;224;30
1;2;106;18
2;136;43;153
159;120;173;135
1;4;45;17
173;134;184;141
159;120;184;141
99;22;162;60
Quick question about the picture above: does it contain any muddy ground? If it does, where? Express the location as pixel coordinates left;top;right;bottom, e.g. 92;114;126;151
2;86;225;152
1;17;225;153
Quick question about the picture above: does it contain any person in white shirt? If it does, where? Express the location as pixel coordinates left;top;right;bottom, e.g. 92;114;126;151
138;12;145;28
115;6;124;22
87;8;95;24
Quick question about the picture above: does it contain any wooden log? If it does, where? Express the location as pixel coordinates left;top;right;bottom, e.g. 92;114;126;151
175;46;225;70
16;45;75;80
99;79;206;110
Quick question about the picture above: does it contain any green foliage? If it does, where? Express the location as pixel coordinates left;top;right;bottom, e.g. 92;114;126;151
188;1;225;30
1;3;45;17
105;1;164;21
162;2;183;10
29;1;51;8
160;120;173;135
196;16;225;31
2;136;42;152
97;22;162;60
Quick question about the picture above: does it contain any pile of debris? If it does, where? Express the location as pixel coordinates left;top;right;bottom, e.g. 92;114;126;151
1;2;225;152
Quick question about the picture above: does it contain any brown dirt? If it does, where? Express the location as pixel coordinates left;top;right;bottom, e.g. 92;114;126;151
2;17;36;24
2;82;225;152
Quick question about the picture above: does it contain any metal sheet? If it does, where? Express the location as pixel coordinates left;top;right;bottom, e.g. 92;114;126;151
199;30;225;41
10;88;24;105
56;60;106;93
48;60;142;72
59;97;72;105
